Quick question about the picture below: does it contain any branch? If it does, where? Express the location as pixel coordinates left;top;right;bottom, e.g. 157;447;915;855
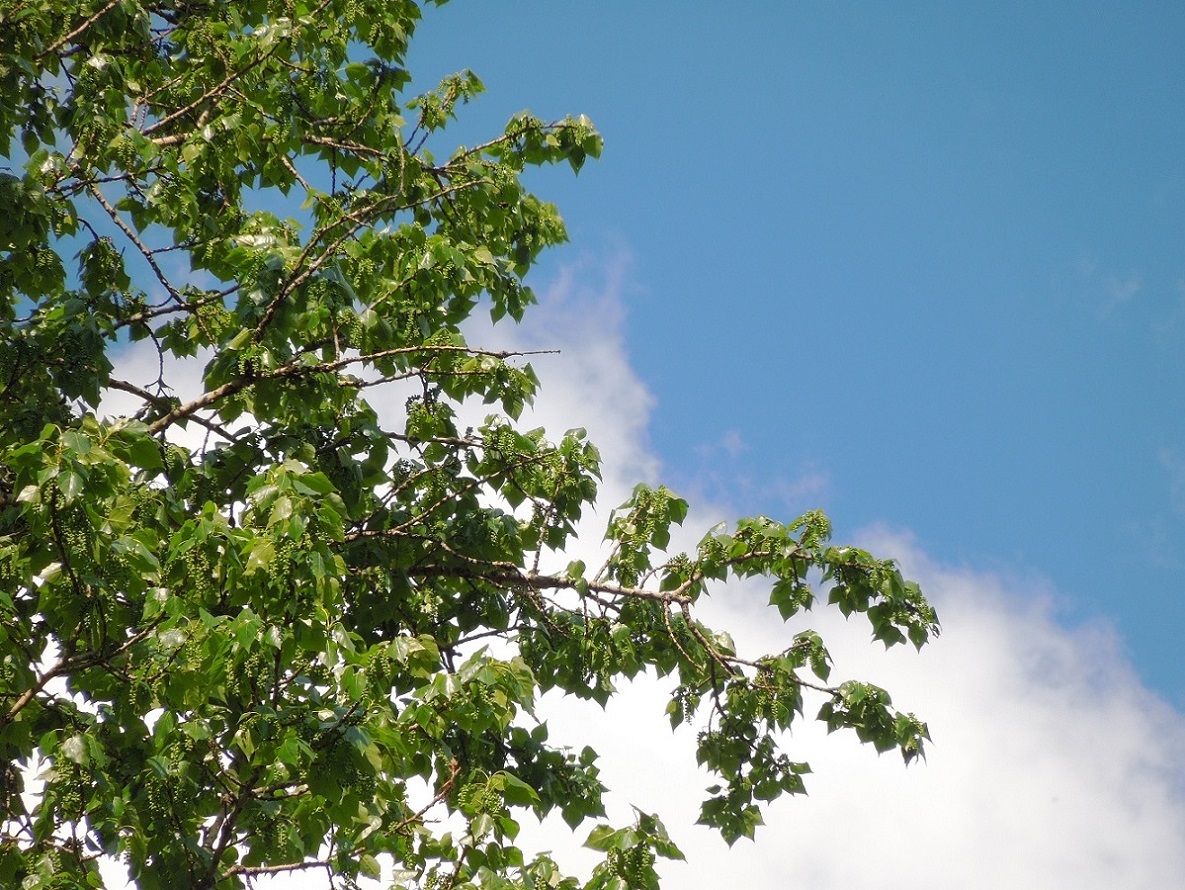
147;345;552;435
307;344;556;377
404;562;694;606
224;859;333;879
386;431;482;449
302;133;385;158
2;623;160;728
208;763;265;879
251;178;491;342
86;183;182;304
719;650;839;697
391;756;461;836
147;375;245;435
107;378;243;443
40;0;122;58
114;285;236;332
143;48;274;138
448;118;574;164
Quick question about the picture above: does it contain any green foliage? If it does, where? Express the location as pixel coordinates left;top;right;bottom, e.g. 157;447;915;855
0;1;939;887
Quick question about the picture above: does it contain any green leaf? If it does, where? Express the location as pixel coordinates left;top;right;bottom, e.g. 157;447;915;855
359;854;381;879
58;469;83;503
499;772;540;807
583;825;621;852
243;538;275;575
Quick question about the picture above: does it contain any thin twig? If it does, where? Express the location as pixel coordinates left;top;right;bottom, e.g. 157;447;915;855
40;0;122;58
391;757;461;836
2;622;161;727
147;345;553;435
225;859;334;879
106;378;243;443
144;51;273;138
86;183;183;304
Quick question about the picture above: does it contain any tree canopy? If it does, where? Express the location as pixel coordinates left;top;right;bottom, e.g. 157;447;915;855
0;2;939;888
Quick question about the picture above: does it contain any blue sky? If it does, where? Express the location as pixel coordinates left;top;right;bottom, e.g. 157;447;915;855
405;2;1185;707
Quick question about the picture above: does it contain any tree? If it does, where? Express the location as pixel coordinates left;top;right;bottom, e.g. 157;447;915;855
0;2;939;888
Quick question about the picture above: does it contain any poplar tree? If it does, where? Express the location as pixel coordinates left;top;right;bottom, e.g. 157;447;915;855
0;3;938;887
